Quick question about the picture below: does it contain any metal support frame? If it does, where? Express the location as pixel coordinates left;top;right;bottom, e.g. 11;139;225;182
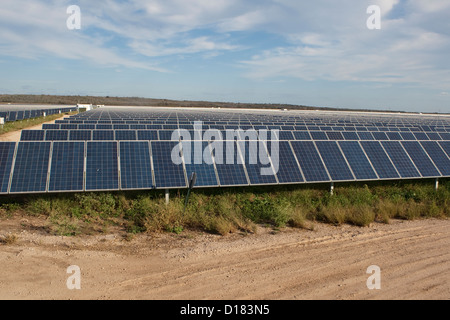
165;189;170;205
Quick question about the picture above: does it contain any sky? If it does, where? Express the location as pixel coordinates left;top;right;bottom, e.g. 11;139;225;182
0;0;449;113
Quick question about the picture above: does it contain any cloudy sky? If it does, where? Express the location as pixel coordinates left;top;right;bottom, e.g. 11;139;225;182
1;0;449;112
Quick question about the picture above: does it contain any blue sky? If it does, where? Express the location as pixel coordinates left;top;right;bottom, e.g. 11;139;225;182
0;0;449;113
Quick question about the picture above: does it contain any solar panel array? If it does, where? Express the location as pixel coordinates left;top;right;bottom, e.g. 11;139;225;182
0;105;76;122
1;107;450;194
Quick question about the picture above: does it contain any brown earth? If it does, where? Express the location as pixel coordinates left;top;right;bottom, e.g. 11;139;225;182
0;216;449;300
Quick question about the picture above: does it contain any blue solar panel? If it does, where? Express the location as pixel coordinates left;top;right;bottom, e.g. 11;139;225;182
440;133;450;141
213;141;249;186
401;141;441;177
372;132;389;140
69;130;92;141
381;141;421;178
159;130;178;141
400;132;416;140
310;131;328;140
360;141;399;179
93;130;114;141
342;132;359;141
358;132;374;140
49;142;85;192
386;132;402;141
45;130;68;141
294;131;312;140
10;142;51;193
439;141;450;158
326;132;344;141
21;130;45;141
339;141;378;180
413;132;429;141
315;141;354;181
182;141;219;187
266;140;304;184
291;141;330;182
115;130;137;141
277;131;294;140
237;140;278;185
426;133;442;141
85;142;119;191
137;130;159;141
119;141;154;190
151;141;187;188
0;142;16;193
419;141;450;176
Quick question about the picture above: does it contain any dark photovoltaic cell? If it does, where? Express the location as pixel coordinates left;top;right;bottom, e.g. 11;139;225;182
426;133;442;141
342;132;359;141
294;131;312;140
213;141;249;186
440;133;450;140
49;142;85;192
401;141;440;177
237;140;277;185
360;141;399;179
400;132;416;140
69;130;92;141
358;132;374;140
21;130;45;141
439;141;450;158
386;132;402;141
419;141;450;176
137;130;159;141
277;131;294;140
45;130;68;141
119;141;154;190
93;130;114;141
85;142;119;191
115;130;137;141
413;132;429;141
182;141;218;187
291;141;330;182
339;141;378;180
0;142;16;193
315;141;354;181
10;142;51;193
372;132;389;140
326;132;344;141
266;141;304;184
310;131;328;140
158;130;178;141
381;141;421;178
151;141;187;188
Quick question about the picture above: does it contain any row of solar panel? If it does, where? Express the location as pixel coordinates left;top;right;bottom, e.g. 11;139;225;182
1;140;449;194
21;129;450;142
45;122;450;133
0;108;76;122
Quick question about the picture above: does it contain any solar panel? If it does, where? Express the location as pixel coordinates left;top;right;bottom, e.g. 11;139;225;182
21;130;45;141
151;141;187;188
326;132;344;141
386;132;402;141
45;130;68;141
182;141;219;187
277;131;294;140
291;141;330;182
0;142;16;193
315;141;354;181
400;132;416;140
265;140;304;184
159;130;178;141
419;141;450;176
381;141;421;178
69;130;92;141
310;131;328;140
137;130;159;141
440;133;450;141
439;141;450;158
357;132;374;140
360;141;399;179
85;142;119;191
119;141;154;190
49;142;85;192
115;130;137;141
10;142;51;193
237;140;278;185
213;141;249;186
339;141;378;180
426;133;442;141
293;131;312;140
93;130;114;141
342;131;359;141
401;141;441;177
372;132;389;140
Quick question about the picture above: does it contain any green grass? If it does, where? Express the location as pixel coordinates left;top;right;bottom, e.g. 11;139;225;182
0;112;76;136
0;179;449;237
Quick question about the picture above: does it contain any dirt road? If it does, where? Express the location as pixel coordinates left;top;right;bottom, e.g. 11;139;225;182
0;217;449;300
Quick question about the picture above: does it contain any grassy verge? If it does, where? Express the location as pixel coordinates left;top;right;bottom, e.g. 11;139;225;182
0;179;449;237
0;112;76;136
